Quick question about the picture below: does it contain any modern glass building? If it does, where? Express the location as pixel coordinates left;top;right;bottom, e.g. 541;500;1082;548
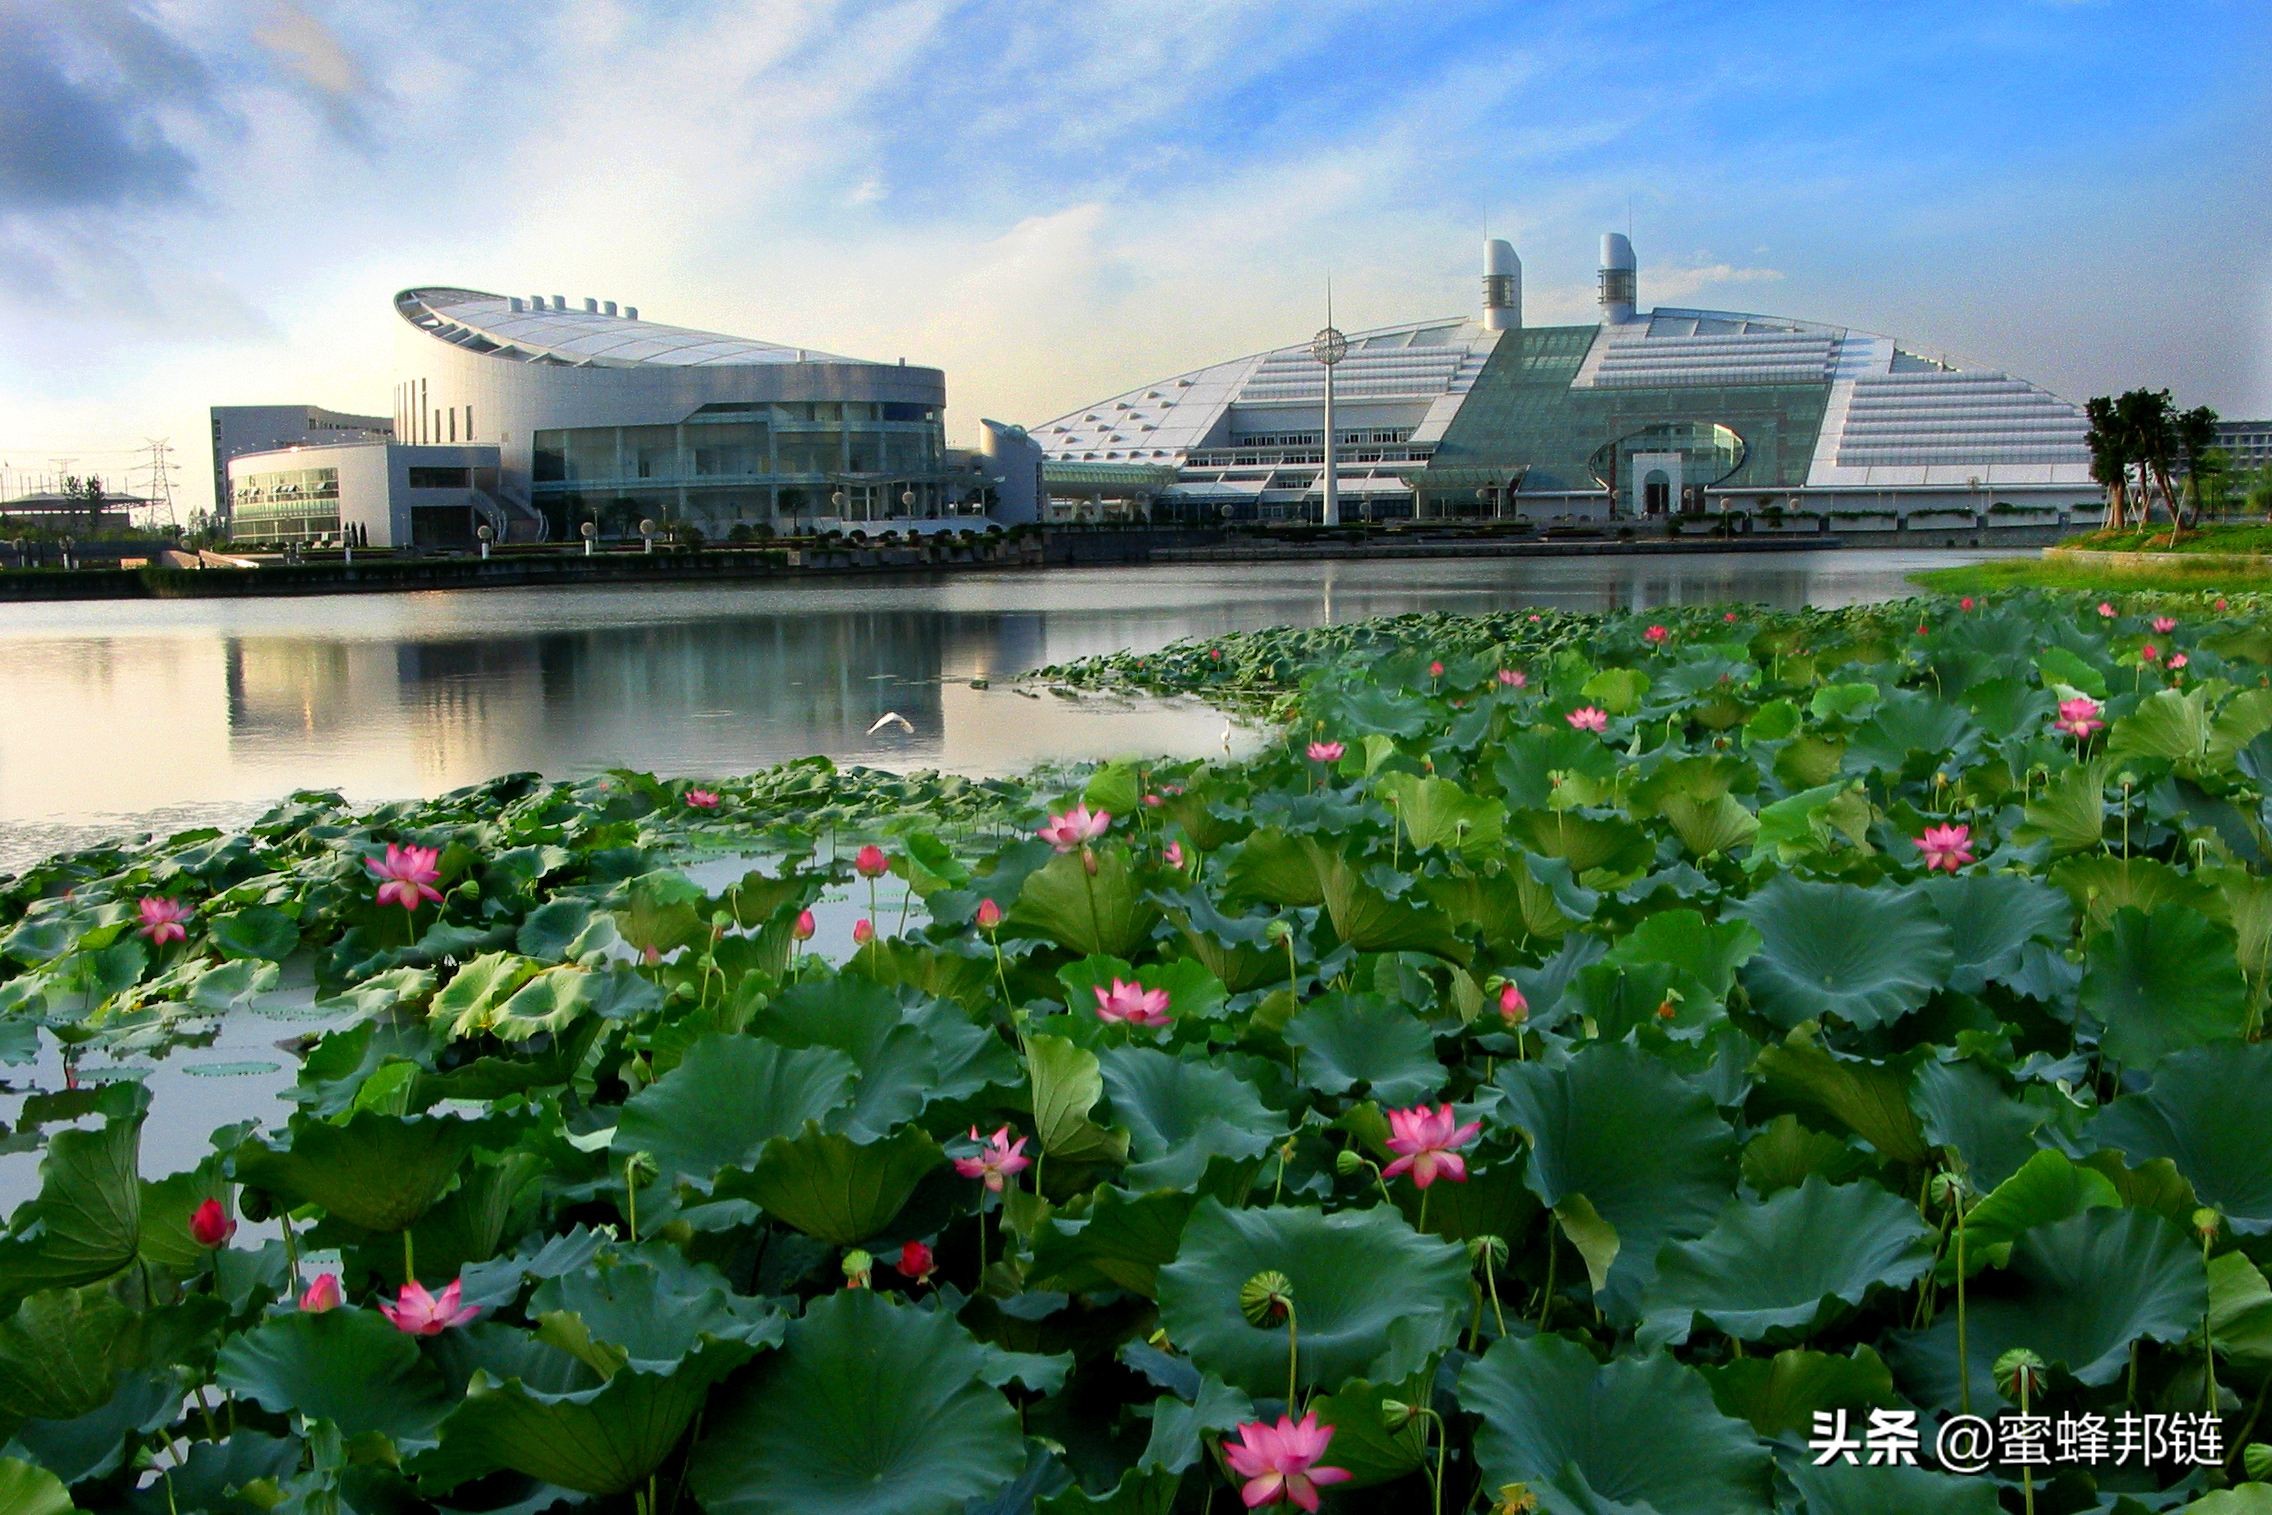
1032;235;2097;524
392;288;954;541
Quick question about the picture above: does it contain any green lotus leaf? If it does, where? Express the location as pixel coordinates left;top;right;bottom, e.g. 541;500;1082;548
2108;684;2213;768
2209;1252;2272;1371
1496;1040;1738;1317
1735;876;1954;1031
0;1089;145;1303
736;1122;939;1247
2079;905;2249;1069
735;981;937;1139
1602;909;1761;999
1281;993;1445;1106
614;870;707;957
613;1033;857;1182
2049;854;2218;934
1310;850;1468;961
1910;1058;2046;1191
427;951;540;1038
1639;1176;1935;1348
1919;873;2073;995
1784;1458;2002;1514
206;904;300;962
1456;1333;1770;1515
1696;1345;1898;1440
1581;665;1650;714
1165;891;1281;994
1099;1047;1283;1191
1155;1200;1468;1397
0;1458;74;1515
1375;772;1504;857
234;1108;498;1234
1490;725;1622;810
515;896;619;960
2015;758;2108;854
1026;1188;1195;1298
215;1307;453;1444
528;1251;783;1375
1136;1371;1255;1475
0;1287;140;1423
1037;1466;1182;1514
1662;790;1762;858
2090;1041;2272;1233
1506;809;1654;880
1754;1039;1930;1165
1027;1032;1130;1167
690;1290;1023;1515
428;1336;757;1496
1889;1207;2205;1409
1222;828;1325;908
1306;1376;1429;1488
1846;688;1982;773
1809;682;1881;722
1007;849;1159;958
1944;1148;2119;1283
1748;780;1874;871
1740;1114;1867;1196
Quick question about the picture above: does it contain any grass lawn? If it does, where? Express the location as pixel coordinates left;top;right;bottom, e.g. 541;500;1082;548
2057;521;2272;555
1912;554;2272;595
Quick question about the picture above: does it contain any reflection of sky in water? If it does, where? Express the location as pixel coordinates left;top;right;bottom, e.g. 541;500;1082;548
0;551;2003;866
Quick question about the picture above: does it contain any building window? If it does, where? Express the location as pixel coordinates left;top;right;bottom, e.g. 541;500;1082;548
465;404;473;440
408;467;471;489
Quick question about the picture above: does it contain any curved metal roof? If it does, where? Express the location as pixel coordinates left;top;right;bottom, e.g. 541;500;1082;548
393;287;874;369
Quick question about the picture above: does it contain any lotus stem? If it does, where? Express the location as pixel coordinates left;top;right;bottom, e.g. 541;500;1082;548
1954;1191;1970;1416
1417;1187;1431;1235
1536;1216;1559;1332
2018;1365;2035;1515
1285;1303;1299;1411
626;1154;639;1243
2204;1225;2219;1415
279;1208;302;1294
403;1228;415;1287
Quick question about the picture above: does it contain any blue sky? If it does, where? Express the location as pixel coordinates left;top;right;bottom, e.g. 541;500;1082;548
1;0;2266;515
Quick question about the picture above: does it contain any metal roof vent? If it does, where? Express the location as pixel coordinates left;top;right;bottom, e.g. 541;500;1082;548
508;296;525;312
583;297;598;313
603;301;618;316
624;306;638;321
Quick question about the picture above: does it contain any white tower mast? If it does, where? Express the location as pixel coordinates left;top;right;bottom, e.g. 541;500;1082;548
1311;280;1347;528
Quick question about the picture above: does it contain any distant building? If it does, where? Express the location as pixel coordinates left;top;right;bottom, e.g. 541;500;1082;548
391;288;967;541
2216;419;2272;471
0;488;146;535
225;442;498;549
1034;234;2098;524
209;405;394;532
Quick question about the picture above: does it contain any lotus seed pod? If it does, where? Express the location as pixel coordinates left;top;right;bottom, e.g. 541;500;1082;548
1239;1269;1294;1325
2194;1207;2222;1240
1993;1346;2047;1401
1334;1150;1365;1178
1378;1398;1416;1426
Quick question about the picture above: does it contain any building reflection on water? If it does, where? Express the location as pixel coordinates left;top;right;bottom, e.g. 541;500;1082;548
0;550;1996;866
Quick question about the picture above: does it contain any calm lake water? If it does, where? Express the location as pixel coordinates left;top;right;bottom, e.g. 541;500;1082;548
0;549;2000;870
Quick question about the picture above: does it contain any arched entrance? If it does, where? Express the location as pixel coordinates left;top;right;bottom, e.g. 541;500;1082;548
1642;469;1672;517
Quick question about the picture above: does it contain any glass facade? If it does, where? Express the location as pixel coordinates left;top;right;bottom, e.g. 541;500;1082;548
230;466;341;543
1417;324;1829;516
530;401;947;538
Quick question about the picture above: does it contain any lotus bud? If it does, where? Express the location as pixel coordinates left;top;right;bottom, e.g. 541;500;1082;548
2194;1207;2222;1242
853;844;889;879
975;898;1003;932
1239;1270;1294;1325
1334;1150;1365;1178
1993;1347;2047;1402
791;909;816;941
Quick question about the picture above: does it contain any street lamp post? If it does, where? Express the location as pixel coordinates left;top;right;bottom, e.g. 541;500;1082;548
477;522;493;561
640;517;657;555
580;520;596;557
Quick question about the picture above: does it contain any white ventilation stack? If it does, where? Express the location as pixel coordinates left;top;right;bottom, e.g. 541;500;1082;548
508;296;525;312
583;297;599;313
1482;238;1521;331
1599;233;1638;325
603;300;618;316
624;306;638;321
551;295;567;311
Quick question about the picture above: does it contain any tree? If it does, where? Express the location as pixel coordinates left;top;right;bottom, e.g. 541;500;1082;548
57;474;106;537
2175;405;2222;522
2086;396;2128;530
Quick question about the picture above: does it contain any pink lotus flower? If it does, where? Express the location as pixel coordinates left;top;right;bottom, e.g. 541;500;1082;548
1144;792;1163;807
1915;823;1975;873
2053;696;2104;739
299;1273;342;1312
2169;652;2188;671
1223;1413;1351;1511
1643;624;1668;644
379;1278;479;1335
893;1240;936;1284
1527;613;1541;622
1038;803;1112;851
136;896;193;947
975;898;1003;931
685;788;720;810
366;843;443;913
2153;616;2177;633
954;1125;1031;1192
1497;668;1525;688
2097;602;2117;618
2216;598;2230;611
853;918;874;946
1427;660;1445;679
1307;741;1344;763
1723;611;1739;623
1959;597;1976;612
1566;706;1608;733
1095;978;1172;1026
190;1198;235;1247
1382;1103;1482;1189
792;909;816;941
1498;982;1528;1024
2141;643;2160;663
853;844;889;878
1165;841;1185;869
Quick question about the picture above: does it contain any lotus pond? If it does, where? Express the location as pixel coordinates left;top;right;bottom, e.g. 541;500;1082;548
3;589;2271;1513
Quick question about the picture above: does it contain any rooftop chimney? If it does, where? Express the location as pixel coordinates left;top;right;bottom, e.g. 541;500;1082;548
1598;233;1638;325
1482;238;1521;332
551;295;567;311
624;306;638;321
508;296;525;312
583;297;599;313
603;300;618;316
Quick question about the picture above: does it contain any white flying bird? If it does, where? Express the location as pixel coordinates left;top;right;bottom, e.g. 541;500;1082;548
866;711;915;735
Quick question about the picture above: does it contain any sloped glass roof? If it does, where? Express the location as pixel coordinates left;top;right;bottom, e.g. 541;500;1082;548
394;288;876;368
